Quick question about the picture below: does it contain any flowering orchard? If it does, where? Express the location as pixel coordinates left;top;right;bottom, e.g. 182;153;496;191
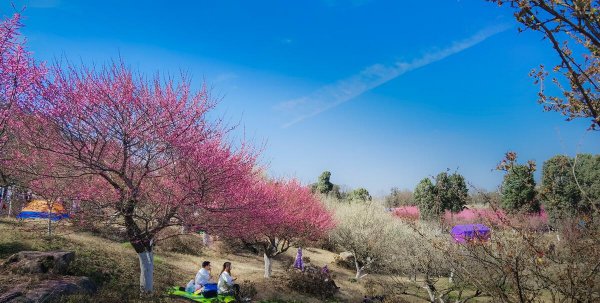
235;179;334;278
0;14;334;293
0;14;45;185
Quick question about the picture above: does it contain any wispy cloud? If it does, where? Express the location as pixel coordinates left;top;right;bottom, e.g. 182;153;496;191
276;24;511;128
213;72;238;84
281;38;294;45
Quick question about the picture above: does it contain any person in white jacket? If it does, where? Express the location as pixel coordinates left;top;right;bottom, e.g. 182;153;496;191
186;261;213;293
195;261;213;287
217;262;239;295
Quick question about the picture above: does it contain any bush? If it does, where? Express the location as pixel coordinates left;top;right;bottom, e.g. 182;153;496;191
363;277;387;297
286;267;338;299
391;206;419;222
384;188;414;208
215;237;253;255
315;236;336;251
279;253;295;271
333;254;354;270
155;234;203;256
237;280;258;301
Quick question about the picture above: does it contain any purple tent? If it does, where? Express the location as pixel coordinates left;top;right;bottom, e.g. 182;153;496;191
451;224;491;243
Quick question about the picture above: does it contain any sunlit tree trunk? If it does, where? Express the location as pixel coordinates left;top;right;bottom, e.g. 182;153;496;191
138;250;154;293
263;253;273;278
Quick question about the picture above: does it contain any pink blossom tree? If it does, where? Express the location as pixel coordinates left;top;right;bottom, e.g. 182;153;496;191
13;61;259;293
237;179;334;278
0;13;45;209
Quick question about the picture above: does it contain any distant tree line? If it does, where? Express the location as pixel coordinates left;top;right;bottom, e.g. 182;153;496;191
310;171;371;203
315;151;600;225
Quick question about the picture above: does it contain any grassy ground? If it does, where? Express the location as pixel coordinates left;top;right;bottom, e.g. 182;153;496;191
0;218;490;302
0;218;369;302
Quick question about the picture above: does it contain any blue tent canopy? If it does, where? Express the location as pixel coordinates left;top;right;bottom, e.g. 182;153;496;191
16;200;69;221
16;211;69;221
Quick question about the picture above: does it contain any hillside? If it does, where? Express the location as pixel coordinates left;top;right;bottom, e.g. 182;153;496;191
0;218;370;303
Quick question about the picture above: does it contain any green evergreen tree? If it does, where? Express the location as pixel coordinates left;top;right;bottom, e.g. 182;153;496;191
316;171;334;195
499;153;540;213
541;154;600;222
446;173;469;213
348;187;372;202
414;178;438;220
415;172;469;220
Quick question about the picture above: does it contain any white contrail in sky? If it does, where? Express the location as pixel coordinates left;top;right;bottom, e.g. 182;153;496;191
277;24;511;128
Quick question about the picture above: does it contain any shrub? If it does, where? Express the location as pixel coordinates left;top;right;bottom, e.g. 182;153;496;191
384;188;414;208
347;188;372;202
391;206;419;222
333;254;354;270
237;280;258;301
286;267;338;299
391;205;549;230
330;203;400;279
315;236;336;251
155;234;204;256
279;253;295;271
215;236;252;255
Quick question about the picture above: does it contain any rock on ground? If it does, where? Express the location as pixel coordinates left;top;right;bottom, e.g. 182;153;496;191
0;251;97;303
0;276;96;303
2;251;75;275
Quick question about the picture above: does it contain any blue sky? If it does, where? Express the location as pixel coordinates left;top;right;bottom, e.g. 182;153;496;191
3;0;598;196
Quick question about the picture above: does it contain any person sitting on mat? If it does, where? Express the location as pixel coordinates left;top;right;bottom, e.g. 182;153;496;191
195;261;214;289
186;260;214;293
217;262;240;296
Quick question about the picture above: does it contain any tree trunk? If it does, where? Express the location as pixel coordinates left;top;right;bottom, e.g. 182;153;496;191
138;250;154;293
424;283;436;302
355;268;364;280
354;258;366;280
47;217;52;237
124;209;155;294
203;232;210;247
7;187;12;217
0;186;6;214
47;202;53;237
263;253;273;278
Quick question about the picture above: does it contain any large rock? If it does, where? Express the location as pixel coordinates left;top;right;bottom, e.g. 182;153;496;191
0;276;96;303
2;251;75;275
0;290;25;303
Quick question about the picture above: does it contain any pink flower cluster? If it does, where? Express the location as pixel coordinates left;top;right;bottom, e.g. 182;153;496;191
392;206;549;229
391;205;420;221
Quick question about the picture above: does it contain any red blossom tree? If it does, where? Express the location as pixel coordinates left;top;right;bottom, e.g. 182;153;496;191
12;61;259;293
236;179;334;278
0;13;45;207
